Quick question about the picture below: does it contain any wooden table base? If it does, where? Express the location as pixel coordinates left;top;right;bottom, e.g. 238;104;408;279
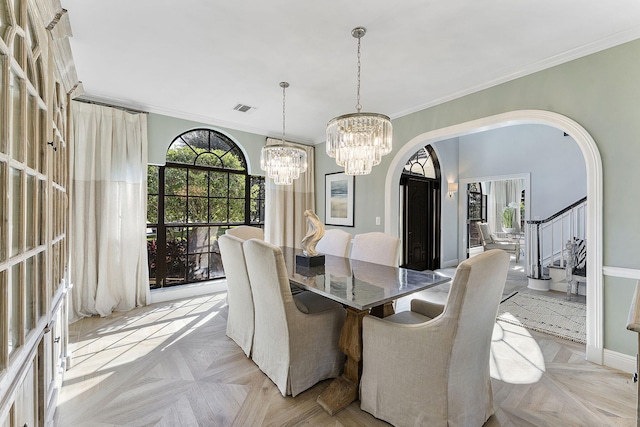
317;303;394;415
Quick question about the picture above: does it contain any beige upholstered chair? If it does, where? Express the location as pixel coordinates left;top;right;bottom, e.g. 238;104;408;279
478;222;520;263
218;234;254;357
243;239;346;397
316;228;352;258
350;232;400;267
226;225;264;241
626;280;640;421
360;249;510;427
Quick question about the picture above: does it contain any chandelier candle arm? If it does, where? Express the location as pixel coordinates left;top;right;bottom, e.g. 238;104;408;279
326;26;392;176
261;82;308;185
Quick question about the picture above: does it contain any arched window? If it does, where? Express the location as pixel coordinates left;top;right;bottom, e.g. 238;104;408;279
403;145;440;179
147;129;264;289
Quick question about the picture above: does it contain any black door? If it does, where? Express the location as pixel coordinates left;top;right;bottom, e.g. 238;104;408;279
466;183;486;259
401;175;441;270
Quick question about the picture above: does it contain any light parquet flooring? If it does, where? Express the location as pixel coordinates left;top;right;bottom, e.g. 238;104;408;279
55;292;637;427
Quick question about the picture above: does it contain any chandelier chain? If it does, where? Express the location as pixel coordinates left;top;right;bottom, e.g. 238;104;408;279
356;35;362;113
281;81;288;143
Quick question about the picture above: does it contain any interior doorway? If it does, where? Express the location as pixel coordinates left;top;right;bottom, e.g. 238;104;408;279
400;146;441;270
383;110;601;364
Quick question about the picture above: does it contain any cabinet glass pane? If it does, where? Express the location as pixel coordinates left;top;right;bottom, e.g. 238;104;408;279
26;174;34;250
38;178;45;245
12;32;23;66
25;256;34;332
10;167;22;256
0;270;5;369
0;162;5;262
26;94;36;168
0;2;8;44
10;72;23;162
0;60;3;153
38;109;46;173
9;263;21;356
26;15;36;49
12;0;21;25
37;251;44;318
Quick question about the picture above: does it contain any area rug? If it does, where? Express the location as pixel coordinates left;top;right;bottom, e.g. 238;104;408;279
497;292;586;344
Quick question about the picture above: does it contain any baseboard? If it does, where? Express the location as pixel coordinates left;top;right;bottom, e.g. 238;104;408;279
150;279;227;304
548;280;587;296
441;258;458;268
603;349;637;374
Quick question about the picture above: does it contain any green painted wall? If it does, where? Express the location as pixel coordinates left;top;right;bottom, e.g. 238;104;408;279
315;38;640;355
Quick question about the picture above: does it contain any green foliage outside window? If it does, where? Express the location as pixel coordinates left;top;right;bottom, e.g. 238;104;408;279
146;129;264;289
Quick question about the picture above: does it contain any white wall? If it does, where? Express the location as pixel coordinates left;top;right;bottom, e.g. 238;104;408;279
458;124;586;219
432;138;459;267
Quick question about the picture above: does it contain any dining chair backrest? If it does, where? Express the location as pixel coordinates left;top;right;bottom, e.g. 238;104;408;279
218;234;254;357
243;238;346;397
226;225;264;241
316;228;352;258
360;249;510;426
350;232;400;267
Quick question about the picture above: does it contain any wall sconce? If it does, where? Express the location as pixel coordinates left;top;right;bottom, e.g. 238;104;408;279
447;182;458;198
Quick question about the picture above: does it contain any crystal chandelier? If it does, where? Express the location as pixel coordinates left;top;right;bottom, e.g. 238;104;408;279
261;82;308;185
326;27;392;176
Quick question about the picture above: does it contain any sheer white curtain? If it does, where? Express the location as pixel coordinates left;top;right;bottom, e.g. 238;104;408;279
69;101;149;321
264;139;315;247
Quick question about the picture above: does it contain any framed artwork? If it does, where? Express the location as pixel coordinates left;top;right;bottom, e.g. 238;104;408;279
325;172;355;227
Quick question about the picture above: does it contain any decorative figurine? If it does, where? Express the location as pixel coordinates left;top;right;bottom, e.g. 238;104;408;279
301;210;325;256
297;210;325;267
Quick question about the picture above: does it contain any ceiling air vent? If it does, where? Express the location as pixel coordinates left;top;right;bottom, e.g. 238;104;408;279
233;103;254;113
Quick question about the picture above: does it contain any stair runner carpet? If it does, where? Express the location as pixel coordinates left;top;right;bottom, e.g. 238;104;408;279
497;292;586;344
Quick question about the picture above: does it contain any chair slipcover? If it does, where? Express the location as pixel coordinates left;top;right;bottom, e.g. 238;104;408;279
243;239;346;397
316;228;352;258
218;234;254;357
350;232;400;267
226;225;264;241
360;249;510;427
478;222;520;263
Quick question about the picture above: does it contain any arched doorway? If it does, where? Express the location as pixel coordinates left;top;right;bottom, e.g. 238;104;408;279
400;145;441;270
383;110;603;364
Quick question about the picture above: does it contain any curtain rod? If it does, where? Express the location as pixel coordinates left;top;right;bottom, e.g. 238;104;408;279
74;98;149;115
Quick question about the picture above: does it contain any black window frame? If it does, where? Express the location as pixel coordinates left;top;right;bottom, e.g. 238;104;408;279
146;129;264;289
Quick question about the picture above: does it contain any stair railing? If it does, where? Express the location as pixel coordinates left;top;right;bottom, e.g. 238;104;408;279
526;197;587;279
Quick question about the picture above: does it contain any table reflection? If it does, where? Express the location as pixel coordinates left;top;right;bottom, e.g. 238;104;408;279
281;246;449;311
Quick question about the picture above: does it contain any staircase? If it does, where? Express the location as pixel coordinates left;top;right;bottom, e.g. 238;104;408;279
525;197;587;293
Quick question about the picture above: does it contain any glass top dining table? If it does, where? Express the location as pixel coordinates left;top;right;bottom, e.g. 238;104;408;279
280;246;452;415
280;246;451;311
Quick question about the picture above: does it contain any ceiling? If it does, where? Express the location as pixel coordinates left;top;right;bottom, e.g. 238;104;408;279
61;0;640;145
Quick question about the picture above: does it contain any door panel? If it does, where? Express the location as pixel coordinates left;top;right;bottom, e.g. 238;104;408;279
402;176;441;271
